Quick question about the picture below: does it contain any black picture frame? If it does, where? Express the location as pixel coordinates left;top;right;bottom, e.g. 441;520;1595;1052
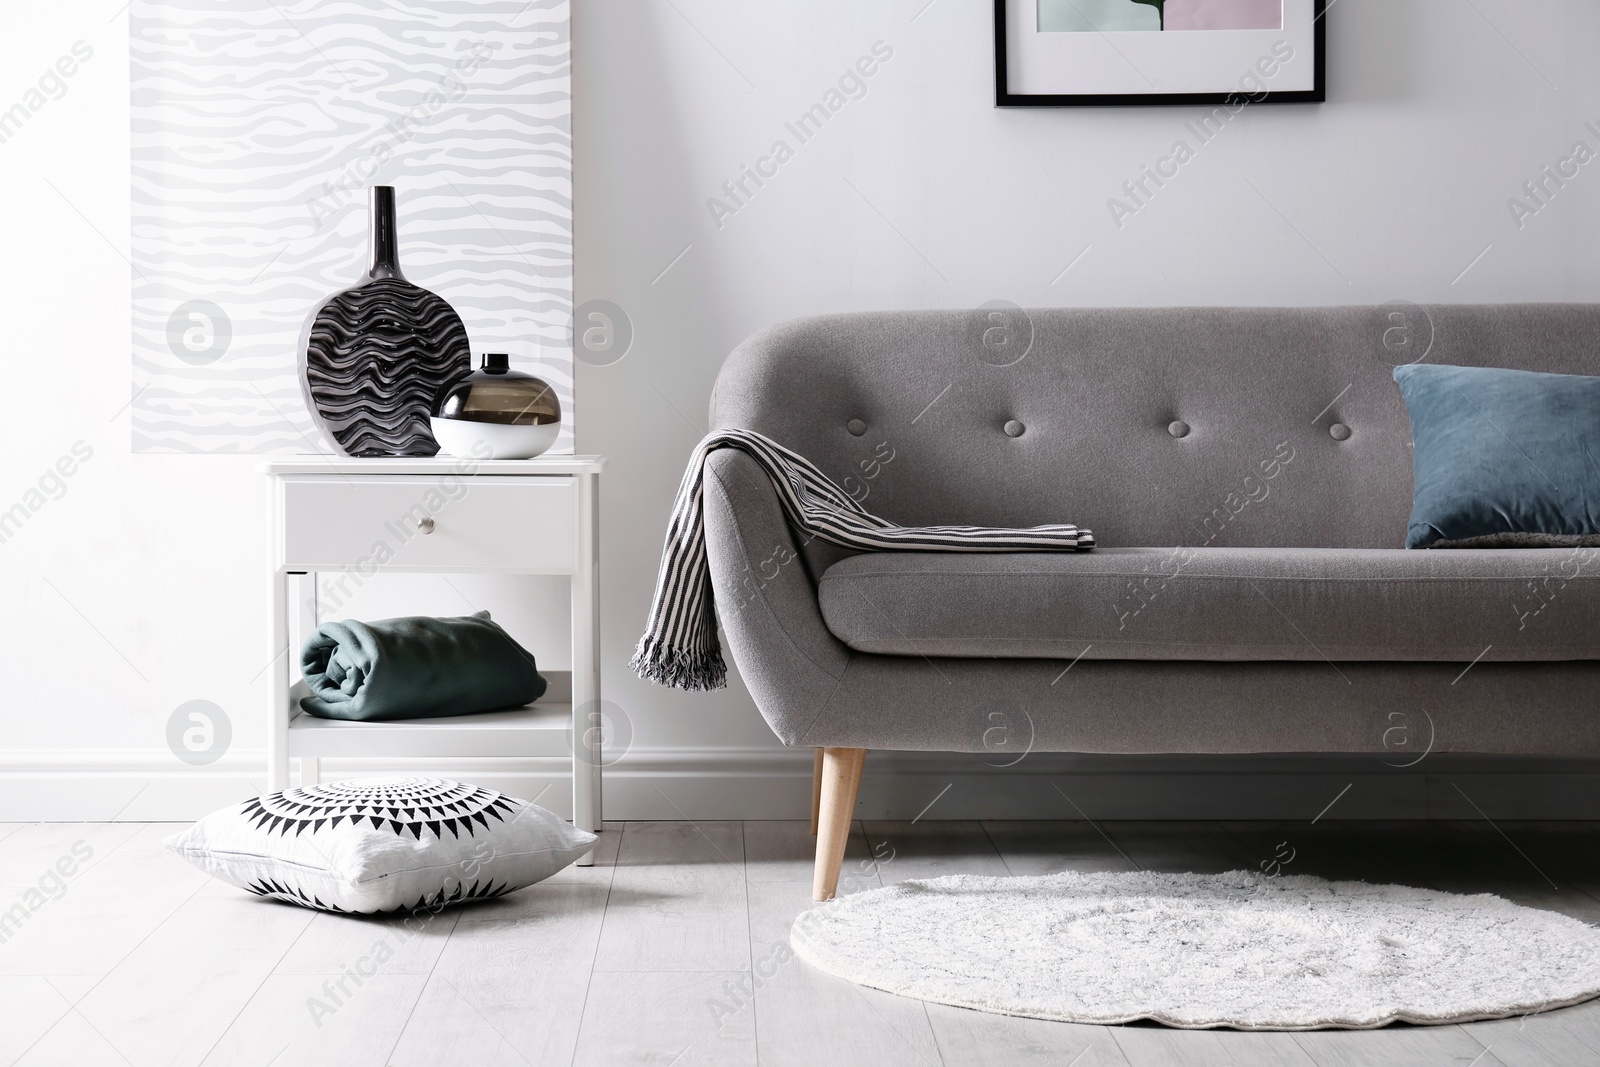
995;0;1325;107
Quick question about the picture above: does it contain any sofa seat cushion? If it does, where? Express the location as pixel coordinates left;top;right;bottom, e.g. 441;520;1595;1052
817;547;1600;662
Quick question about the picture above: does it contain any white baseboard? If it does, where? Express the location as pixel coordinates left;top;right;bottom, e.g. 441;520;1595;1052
4;748;1598;822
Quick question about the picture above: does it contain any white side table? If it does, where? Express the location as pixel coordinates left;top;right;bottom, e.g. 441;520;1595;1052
261;455;605;838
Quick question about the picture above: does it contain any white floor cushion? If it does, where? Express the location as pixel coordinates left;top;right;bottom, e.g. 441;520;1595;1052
165;776;595;913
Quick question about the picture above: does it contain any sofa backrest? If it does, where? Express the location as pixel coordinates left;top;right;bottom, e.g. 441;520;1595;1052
709;304;1600;549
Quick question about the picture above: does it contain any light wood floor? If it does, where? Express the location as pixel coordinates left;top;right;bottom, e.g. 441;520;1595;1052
4;819;1600;1065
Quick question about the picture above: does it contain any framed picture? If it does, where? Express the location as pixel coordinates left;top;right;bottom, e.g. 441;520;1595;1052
995;0;1325;107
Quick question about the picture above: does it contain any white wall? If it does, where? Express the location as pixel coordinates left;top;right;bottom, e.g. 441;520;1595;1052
0;4;273;817
3;0;1599;820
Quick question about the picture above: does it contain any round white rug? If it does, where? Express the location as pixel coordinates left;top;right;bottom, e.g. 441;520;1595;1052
789;870;1600;1030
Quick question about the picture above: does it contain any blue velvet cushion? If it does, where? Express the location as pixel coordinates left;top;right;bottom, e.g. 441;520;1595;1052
1393;363;1600;548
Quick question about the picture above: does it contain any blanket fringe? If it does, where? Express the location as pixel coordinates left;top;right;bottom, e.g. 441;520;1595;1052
629;638;727;692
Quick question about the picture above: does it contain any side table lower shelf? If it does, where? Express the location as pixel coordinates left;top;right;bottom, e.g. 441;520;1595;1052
287;702;573;759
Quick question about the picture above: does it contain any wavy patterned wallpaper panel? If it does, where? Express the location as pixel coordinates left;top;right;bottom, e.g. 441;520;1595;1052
130;0;572;453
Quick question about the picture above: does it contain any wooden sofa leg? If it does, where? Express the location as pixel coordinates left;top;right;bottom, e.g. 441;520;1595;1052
810;748;824;836
813;747;867;901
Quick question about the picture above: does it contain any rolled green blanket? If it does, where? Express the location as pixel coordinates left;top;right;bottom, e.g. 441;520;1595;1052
299;611;547;721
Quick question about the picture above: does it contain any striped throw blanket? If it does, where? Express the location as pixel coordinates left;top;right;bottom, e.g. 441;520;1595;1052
630;428;1094;692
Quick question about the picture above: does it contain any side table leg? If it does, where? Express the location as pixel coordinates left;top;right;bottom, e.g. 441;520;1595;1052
572;471;602;853
267;568;290;793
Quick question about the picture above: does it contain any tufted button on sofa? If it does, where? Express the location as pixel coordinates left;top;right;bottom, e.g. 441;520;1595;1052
702;305;1600;899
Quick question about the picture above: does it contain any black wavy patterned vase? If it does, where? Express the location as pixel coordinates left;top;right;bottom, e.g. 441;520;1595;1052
300;186;471;457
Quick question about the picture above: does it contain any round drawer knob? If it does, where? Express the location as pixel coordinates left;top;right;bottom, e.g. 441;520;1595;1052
1003;420;1025;438
846;419;867;436
417;516;436;535
1329;423;1352;441
1168;420;1190;439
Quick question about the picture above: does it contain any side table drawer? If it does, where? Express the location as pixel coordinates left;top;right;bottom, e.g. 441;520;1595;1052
279;475;576;572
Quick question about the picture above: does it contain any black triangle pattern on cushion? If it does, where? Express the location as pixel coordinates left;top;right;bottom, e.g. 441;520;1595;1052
239;777;518;843
243;876;515;915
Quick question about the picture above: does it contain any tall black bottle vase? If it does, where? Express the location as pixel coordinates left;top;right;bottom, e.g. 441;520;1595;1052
299;186;472;457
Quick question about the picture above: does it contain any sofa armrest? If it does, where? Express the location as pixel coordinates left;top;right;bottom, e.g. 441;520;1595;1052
703;448;849;744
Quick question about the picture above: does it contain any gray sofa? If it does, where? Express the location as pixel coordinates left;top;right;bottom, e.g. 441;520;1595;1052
702;305;1600;899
